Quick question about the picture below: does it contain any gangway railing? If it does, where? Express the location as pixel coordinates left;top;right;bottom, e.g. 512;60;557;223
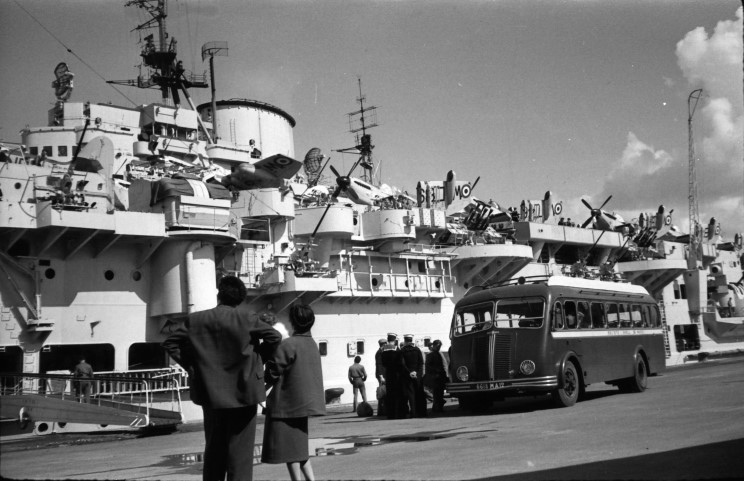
0;370;184;430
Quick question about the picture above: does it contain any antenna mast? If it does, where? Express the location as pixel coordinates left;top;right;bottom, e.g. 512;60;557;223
336;78;378;183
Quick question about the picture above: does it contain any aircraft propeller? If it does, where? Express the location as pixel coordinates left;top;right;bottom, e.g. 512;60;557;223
581;195;615;228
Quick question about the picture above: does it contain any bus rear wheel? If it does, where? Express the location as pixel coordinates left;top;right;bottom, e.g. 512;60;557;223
552;361;580;408
619;355;648;393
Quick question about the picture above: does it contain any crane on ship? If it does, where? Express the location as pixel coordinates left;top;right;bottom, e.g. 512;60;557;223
687;88;704;273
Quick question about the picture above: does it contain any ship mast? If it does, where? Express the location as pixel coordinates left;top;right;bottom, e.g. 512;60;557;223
107;0;213;143
108;0;207;105
336;78;379;183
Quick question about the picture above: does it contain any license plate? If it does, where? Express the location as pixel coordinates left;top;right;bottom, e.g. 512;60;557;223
476;382;504;390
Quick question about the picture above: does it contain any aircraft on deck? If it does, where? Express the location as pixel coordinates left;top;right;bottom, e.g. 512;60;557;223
219;154;303;190
579;195;632;232
416;170;480;208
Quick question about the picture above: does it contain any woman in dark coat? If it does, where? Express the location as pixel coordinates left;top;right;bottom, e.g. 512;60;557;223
261;304;326;480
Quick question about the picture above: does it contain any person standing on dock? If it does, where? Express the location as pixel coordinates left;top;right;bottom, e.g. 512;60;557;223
374;338;387;416
400;334;426;418
163;275;281;481
423;340;449;413
348;355;368;412
73;356;94;403
261;304;326;481
381;333;404;419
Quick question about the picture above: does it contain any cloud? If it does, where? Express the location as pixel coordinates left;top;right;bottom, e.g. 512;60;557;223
590;7;743;236
676;7;743;103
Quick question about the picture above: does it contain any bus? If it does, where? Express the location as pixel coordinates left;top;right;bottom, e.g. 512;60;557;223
446;275;666;411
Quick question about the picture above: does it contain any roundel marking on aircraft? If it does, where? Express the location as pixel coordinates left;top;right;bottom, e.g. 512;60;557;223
552;202;563;216
460;184;472;198
715;224;721;235
665;215;672;225
275;156;292;166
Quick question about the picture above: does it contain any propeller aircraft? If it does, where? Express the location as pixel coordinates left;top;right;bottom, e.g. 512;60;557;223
219;154;303;190
416;170;480;208
580;195;631;232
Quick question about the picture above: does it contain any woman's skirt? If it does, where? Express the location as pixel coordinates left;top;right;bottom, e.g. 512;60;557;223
261;416;309;464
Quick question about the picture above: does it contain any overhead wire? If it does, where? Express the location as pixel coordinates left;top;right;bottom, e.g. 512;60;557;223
13;0;142;110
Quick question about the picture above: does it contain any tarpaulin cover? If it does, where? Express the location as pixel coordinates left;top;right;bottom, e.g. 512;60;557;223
150;177;231;205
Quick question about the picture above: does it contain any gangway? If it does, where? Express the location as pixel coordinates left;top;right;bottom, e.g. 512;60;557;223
0;370;184;433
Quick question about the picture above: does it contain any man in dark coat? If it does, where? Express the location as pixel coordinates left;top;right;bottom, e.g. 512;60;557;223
163;275;281;481
400;334;426;417
380;333;404;419
374;338;387;416
423;339;449;413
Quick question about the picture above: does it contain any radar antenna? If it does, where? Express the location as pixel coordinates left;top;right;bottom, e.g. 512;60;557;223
335;78;378;183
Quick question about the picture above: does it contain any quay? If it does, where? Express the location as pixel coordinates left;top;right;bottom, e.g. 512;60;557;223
2;357;743;480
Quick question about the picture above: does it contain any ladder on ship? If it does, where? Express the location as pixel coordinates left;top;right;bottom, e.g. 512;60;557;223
658;301;672;358
0;371;184;432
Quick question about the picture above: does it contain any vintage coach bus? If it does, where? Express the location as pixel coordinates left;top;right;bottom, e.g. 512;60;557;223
446;275;666;411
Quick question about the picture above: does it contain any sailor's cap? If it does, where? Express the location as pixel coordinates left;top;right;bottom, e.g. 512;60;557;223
386;332;398;341
403;334;414;340
378;338;387;345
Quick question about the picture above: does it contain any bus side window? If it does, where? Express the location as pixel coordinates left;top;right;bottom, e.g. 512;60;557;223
458;312;469;334
564;300;577;329
591;302;606;328
618;303;631;328
647;305;660;327
631;304;643;327
606;303;619;328
552;302;564;330
578;301;591;329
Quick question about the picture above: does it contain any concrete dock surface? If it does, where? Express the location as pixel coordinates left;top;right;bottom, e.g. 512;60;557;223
2;357;743;480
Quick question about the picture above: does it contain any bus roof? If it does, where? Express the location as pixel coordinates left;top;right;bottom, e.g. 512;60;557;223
460;275;651;305
544;276;650;295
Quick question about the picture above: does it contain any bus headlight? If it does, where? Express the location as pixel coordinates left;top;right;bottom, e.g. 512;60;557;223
519;360;536;375
456;366;469;382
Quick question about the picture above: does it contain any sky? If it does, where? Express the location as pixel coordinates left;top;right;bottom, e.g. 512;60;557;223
1;0;743;236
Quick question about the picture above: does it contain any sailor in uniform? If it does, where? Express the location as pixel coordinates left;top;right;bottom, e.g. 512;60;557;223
374;338;387;416
400;334;426;418
380;333;403;419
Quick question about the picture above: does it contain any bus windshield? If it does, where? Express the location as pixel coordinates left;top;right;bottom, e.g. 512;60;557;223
453;297;545;334
494;297;545;328
453;303;493;335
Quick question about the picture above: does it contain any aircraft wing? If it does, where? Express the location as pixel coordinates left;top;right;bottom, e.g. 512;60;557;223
254;154;303;180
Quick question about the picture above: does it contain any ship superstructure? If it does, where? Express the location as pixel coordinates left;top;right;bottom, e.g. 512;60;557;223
1;1;743;434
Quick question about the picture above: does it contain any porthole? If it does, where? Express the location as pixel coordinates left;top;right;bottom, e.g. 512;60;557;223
14;182;21;189
45;268;55;279
132;271;142;281
104;270;115;281
371;277;379;287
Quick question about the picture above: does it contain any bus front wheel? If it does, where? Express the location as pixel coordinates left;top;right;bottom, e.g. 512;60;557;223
552;361;580;408
619;355;648;393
